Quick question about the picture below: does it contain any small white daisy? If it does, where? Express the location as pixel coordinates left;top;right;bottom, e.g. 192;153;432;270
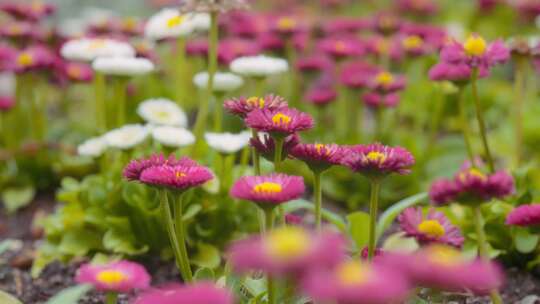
137;98;188;127
151;126;195;148
60;38;135;62
77;136;108;158
144;8;195;40
92;56;155;76
103;124;149;150
191;13;211;32
204;131;251;154
0;72;15;97
229;55;289;77
193;71;244;92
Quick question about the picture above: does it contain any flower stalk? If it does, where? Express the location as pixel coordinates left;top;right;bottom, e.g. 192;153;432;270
273;137;284;172
313;171;322;231
94;72;106;132
368;179;381;260
470;68;494;173
105;292;118;304
513;58;527;168
457;86;475;165
174;193;193;283
114;78;128;127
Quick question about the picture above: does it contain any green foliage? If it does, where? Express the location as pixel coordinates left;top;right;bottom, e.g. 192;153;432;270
45;284;93;304
0;291;23;304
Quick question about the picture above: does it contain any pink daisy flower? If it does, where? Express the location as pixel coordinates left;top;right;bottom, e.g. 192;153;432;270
305;83;337;107
230;173;304;208
367;71;406;93
396;0;439;16
0;96;15;112
134;283;234;304
362;92;400;108
227;227;346;276
269;15;309;36
0;1;56;22
381;245;503;295
250;133;299;162
339;61;381;89
290;143;347;172
398;207;464;248
440;35;509;72
317;36;365;59
75;260;150;293
321;17;370;35
506;204;540;227
371;12;403;35
343;143;415;178
139;164;213;191
218;38;261;64
245;107;314;138
295;54;334;74
302;259;410;304
123;154;196;181
223;94;288;119
0;21;34;41
10;45;55;73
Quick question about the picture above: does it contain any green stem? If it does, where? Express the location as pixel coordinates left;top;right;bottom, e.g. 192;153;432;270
273;137;284;172
213;92;224;132
457;87;475;165
474;207;503;304
105;292;117;304
313;171;322;231
428;92;445;145
285;38;298;103
337;84;348;140
264;208;275;304
175;37;187;105
513;58;526;168
368;179;381;260
219;153;227;194
94;72;106;132
174;193;193;283
32;79;46;141
114;78;127;127
374;108;383;141
239;146;250;175
159;190;188;282
252;129;261;175
192;11;218;156
471;68;495;173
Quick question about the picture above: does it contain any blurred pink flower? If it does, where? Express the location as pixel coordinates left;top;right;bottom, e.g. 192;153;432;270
245;107;314;137
63;62;94;82
0;1;56;22
290;143;347;172
399;207;464;247
230;173;304;207
218;38;261;64
75;260;150;293
134;283;233;304
123;154;197;181
440;35;509;72
362;92;400;109
295;54;333;74
343;143;415;177
224;94;288;118
321;17;370;35
0;96;15;112
340;61;381;89
317;36;365;59
139;164;213;191
396;0;439;16
506;203;540;227
11;45;55;73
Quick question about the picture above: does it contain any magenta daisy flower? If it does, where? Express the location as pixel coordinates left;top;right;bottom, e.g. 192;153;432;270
301;259;410;304
362;92;400;108
11;45;55;73
0;96;15;112
506;204;540;227
339;61;381;89
227;227;346;276
398;207;464;248
381;245;503;295
223;94;288;118
245;107;314;138
123;154;196;181
317;36;365;59
305;83;337;107
290;143;347;172
367;71;406;93
134;283;234;304
440;35;509;72
75;260;150;293
343;143;415;178
139;164;213;191
230;174;304;208
295;54;333;74
250;133;299;162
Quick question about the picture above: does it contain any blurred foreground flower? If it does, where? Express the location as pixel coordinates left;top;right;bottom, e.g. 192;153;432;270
134;283;234;304
76;260;150;293
506;203;540;227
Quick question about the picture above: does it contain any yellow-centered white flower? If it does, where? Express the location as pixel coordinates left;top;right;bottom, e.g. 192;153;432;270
60;38;135;62
92;57;155;76
230;55;289;77
193;71;244;92
204;131;251;154
151;126;195;148
77;136;108;158
137;98;188;127
144;8;195;40
103;124;149;150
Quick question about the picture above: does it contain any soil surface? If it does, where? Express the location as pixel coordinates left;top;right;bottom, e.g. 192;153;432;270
1;196;540;303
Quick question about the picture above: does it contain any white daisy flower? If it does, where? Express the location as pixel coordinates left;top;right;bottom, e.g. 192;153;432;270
229;55;289;77
77;136;108;158
204;131;251;154
151;126;195;148
103;124;149;150
144;8;195;40
92;57;155;76
137;98;188;127
193;71;244;92
60;38;135;62
191;13;211;32
0;72;15;96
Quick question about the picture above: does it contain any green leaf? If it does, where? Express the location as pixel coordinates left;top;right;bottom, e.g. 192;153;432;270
376;192;427;240
58;229;102;256
515;228;539;254
1;186;35;213
282;199;347;233
103;229;148;255
193;267;215;281
347;211;370;250
0;290;23;304
191;243;221;269
182;204;202;222
45;284;93;304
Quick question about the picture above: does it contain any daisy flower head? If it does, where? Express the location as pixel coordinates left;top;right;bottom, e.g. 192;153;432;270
134;283;234;304
230;173;304;209
368;71;406;93
245;107;314;138
317;37;365;60
204;131;251;154
228;227;346;276
193;71;244;92
104;124;149;150
92;56;154;77
250;132;300;162
151;126;195;148
60;38;135;62
137;98;188;127
362;92;400;109
440;34;509;72
75;260;150;293
340;61;381;89
0;1;56;22
144;9;196;40
506;204;540;227
290;143;348;173
0;96;15;112
12;46;55;73
223;94;288;118
123;154;196;181
229;55;289;77
77;136;108;158
398;207;464;248
140;163;213;192
343;143;415;178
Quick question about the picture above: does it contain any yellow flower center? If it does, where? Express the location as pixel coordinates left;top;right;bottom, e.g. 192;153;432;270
315;144;328;155
265;227;311;261
253;182;282;193
334;41;347;52
96;270;127;285
167;15;184;29
17;53;34;67
272;113;291;126
365;151;387;164
375;40;389;54
464;35;487;57
417;220;445;238
335;261;370;286
375;72;394;86
426;245;463;267
247;96;265;109
402;35;423;49
155;110;171;119
277;17;296;30
67;65;82;78
175;171;186;179
459;168;487;182
123;18;137;30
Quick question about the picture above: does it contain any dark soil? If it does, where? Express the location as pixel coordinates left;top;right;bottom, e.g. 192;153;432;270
1;196;540;303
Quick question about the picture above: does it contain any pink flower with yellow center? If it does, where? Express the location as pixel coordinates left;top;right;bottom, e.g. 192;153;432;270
0;96;15;112
227;226;346;276
64;62;93;82
317;37;365;59
139;164;213;191
75;260;150;293
371;13;402;35
439;35;509;72
343;143;415;178
230;173;304;208
339;61;381;89
223;94;288;118
123;154;197;181
0;1;55;22
245;107;314;138
398;207;464;248
11;45;54;73
506;204;540;227
134;283;234;304
362;92;400;108
368;71;406;92
381;245;503;295
250;133;299;162
302;259;410;304
271;15;307;35
290;143;347;172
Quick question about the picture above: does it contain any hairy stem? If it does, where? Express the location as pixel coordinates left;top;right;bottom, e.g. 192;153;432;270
457;87;475;165
368;179;381;260
313;171;322;231
174;193;193;283
471;68;495;172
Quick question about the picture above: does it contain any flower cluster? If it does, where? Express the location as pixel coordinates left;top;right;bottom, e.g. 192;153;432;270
76;260;150;293
399;207;464;248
